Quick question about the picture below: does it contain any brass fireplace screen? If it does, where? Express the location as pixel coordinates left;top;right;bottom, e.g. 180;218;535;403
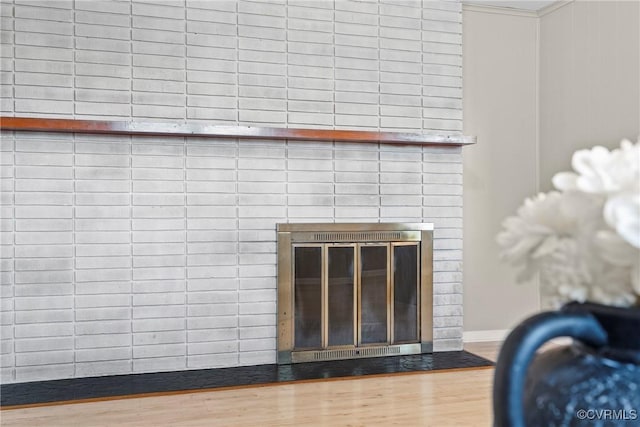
277;223;433;364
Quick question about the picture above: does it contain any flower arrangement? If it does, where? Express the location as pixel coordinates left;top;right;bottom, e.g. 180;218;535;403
497;138;640;308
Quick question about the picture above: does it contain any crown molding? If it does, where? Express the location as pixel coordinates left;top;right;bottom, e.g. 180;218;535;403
462;3;539;18
537;0;574;17
463;1;574;18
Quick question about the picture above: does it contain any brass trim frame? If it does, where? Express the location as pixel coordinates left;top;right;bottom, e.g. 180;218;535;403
420;229;434;348
321;245;328;349
278;223;434;232
277;232;292;360
387;243;393;345
277;223;434;365
356;245;362;347
353;246;358;347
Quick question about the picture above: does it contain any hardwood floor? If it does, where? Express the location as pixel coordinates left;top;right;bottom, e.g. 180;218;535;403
465;340;503;362
1;343;500;427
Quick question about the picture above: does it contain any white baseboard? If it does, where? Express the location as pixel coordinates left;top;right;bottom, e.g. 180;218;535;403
463;329;510;343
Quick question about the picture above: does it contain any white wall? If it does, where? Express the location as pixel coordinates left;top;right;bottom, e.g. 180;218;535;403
539;0;640;190
462;0;640;335
462;5;540;333
0;0;466;383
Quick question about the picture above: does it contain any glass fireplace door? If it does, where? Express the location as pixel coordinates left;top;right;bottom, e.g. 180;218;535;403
358;244;390;345
292;242;420;351
278;222;433;364
392;243;419;343
293;245;322;349
326;245;356;347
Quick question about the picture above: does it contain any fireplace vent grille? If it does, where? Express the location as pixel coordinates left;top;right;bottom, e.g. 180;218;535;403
291;231;417;243
314;231;401;242
288;344;422;363
315;346;400;360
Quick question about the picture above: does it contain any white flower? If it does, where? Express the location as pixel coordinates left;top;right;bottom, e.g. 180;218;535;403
496;192;563;267
604;193;640;248
552;138;640;194
595;230;640;295
538;239;591;307
498;138;640;308
497;191;602;266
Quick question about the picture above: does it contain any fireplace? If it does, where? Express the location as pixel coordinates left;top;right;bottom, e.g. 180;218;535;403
277;223;433;364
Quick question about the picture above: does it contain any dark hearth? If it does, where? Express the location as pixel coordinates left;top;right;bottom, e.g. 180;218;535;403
1;351;493;407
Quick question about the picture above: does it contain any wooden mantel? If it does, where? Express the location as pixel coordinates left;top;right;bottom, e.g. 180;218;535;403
0;117;475;147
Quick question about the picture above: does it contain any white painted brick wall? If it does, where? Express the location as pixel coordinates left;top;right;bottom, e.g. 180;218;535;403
0;0;463;382
1;132;464;382
1;0;462;132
